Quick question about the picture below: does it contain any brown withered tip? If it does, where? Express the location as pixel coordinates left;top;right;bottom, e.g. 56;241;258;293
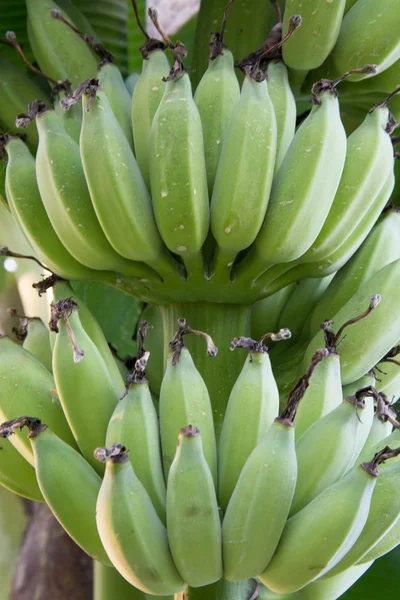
0;416;45;439
180;425;200;438
362;444;400;477
94;443;129;464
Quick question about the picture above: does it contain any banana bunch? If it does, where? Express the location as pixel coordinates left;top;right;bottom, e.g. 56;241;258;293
1;0;400;598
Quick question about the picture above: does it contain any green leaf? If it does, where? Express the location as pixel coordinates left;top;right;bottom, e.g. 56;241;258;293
0;0;35;67
70;280;142;357
341;547;400;599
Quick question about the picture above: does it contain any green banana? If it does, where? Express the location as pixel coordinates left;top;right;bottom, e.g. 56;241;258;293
149;66;209;278
290;388;373;516
1;416;111;565
0;56;46;152
51;298;120;474
210;73;277;279
373;341;400;394
218;332;289;511
331;0;400;81
358;427;400;466
26;0;98;84
79;84;176;279
0;335;76;465
362;394;396;457
138;303;164;396
303;260;400;385
159;319;217;483
342;374;376;398
97;61;134;149
34;104;157;279
54;89;82;145
131;47;169;189
0;435;43;502
359;513;400;563
3;135;108;280
239;76;348;281
326;458;400;577
194;41;240;195
95;444;186;595
310;208;400;338
125;72;139;95
250;284;295;342
282;0;347;70
52;280;125;394
106;347;166;524
259;455;382;593
167;425;222;587
267;60;296;174
10;311;52;371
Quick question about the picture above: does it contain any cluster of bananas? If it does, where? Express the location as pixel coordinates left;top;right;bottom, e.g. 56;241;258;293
0;278;400;599
1;0;400;598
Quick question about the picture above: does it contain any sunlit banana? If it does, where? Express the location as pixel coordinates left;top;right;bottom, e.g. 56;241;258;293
0;335;77;465
267;60;296;174
282;0;347;70
106;347;166;524
210;71;277;280
51;298;120;474
159;319;217;483
167;425;222;587
0;435;43;502
218;331;288;511
149;62;209;279
95;444;186;595
97;61;134;149
2;416;111;564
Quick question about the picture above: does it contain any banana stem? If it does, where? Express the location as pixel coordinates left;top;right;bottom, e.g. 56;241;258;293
160;302;251;440
93;562;146;599
175;578;258;599
181;251;207;283
211;246;238;286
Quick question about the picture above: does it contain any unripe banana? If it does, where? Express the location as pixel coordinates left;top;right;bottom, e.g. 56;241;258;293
326;458;400;577
79;85;174;278
304;262;400;385
3;136;104;280
26;0;98;84
342;374;376;399
218;332;287;511
282;0;347;70
358;427;400;466
34;105;157;279
259;458;380;593
0;435;43;502
149;69;209;277
138;303;164;395
54;90;82;144
359;513;400;563
363;412;394;455
10;311;52;371
2;417;111;565
52;280;125;395
331;0;400;81
167;425;222;587
299;104;396;266
95;444;186;595
0;336;77;465
51;299;120;474
266;60;296;174
310;209;400;338
159;319;217;483
240;79;347;281
131;48;169;189
290;389;372;516
97;61;134;149
106;350;166;524
194;43;240;195
210;73;277;279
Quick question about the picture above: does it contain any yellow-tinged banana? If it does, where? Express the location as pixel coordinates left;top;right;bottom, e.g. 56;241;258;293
33;104;158;279
266;60;296;174
26;0;98;84
0;435;43;502
218;331;289;511
95;444;186;595
2;416;111;565
282;0;346;70
106;341;166;524
3;135;105;281
0;335;77;465
159;319;217;483
167;425;222;587
9;310;52;372
331;0;400;81
132;46;169;189
79;83;176;279
325;457;400;577
194;35;240;195
259;453;383;593
149;61;209;278
210;72;277;279
52;280;125;395
221;349;325;583
51;299;120;474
